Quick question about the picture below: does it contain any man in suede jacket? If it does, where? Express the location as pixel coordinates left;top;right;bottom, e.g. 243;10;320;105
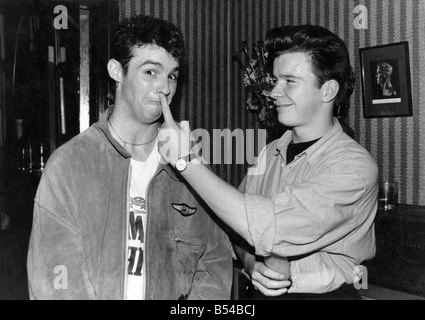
26;15;232;300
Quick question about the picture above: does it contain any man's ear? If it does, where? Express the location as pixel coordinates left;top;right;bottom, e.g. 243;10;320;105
107;59;123;83
322;80;340;103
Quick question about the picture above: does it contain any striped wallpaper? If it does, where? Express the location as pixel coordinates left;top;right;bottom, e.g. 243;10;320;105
120;0;425;206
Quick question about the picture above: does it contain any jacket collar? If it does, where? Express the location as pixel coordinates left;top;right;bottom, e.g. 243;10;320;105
95;109;132;159
156;163;181;181
94;108;181;181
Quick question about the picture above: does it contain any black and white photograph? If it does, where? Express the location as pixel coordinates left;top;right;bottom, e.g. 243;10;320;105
1;0;425;305
371;58;400;102
360;41;413;118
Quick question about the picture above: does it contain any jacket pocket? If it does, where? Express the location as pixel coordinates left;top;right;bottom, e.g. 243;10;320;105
166;235;204;299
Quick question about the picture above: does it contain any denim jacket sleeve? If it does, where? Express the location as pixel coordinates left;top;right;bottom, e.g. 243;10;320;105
27;153;96;300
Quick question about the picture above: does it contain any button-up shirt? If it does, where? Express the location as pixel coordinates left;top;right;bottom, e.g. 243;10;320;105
240;118;378;293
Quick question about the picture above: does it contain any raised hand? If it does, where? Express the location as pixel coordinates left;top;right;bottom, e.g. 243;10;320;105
157;93;192;165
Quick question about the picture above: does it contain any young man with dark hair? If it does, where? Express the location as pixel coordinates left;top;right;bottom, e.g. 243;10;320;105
159;24;378;300
27;15;232;300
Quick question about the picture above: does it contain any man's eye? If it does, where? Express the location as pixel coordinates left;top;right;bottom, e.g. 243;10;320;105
145;70;156;76
169;74;178;81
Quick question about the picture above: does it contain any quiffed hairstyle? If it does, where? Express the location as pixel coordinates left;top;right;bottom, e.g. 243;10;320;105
265;25;355;119
111;15;186;76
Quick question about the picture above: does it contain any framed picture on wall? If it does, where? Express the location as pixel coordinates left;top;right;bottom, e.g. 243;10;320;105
359;41;413;118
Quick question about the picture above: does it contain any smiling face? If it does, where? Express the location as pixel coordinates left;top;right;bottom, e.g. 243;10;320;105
112;44;180;125
270;51;327;135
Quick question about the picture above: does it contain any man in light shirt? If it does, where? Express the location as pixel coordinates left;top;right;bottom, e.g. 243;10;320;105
158;24;378;300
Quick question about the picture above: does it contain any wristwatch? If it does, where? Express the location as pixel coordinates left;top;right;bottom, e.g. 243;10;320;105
175;153;198;172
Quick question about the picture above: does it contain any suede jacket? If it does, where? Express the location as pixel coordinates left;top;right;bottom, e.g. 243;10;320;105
27;116;233;300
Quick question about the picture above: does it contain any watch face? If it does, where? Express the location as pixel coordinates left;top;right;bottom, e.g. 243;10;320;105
176;158;187;172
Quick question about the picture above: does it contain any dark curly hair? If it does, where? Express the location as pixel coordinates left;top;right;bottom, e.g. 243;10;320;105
111;15;186;76
265;25;355;120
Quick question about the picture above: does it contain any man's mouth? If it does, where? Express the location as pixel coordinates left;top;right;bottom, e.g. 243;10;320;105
145;100;161;105
275;103;293;108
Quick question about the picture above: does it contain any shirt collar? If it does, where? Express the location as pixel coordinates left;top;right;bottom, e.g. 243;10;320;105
275;118;343;165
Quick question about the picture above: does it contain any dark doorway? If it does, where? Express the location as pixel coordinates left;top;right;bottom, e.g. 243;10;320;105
0;0;118;300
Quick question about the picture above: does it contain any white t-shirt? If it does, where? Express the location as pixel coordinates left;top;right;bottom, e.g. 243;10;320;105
127;143;160;300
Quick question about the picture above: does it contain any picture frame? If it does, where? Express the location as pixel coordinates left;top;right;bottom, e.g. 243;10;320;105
359;41;413;118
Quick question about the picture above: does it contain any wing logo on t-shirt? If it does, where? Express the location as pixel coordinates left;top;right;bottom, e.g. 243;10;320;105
172;203;197;217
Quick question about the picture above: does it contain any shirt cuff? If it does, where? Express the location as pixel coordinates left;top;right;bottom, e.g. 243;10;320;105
244;193;275;256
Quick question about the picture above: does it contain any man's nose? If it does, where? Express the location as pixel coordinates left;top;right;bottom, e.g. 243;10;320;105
158;79;171;96
269;83;283;100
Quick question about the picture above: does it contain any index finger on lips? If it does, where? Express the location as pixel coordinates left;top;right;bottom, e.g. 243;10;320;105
159;93;175;126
